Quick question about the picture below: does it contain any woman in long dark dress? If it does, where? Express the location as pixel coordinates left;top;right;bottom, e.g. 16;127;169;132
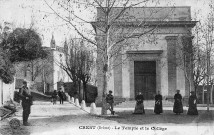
133;92;145;114
173;90;183;115
154;91;163;114
187;91;198;115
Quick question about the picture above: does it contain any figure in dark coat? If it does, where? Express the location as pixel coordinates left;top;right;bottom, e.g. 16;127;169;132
173;90;183;115
58;88;64;104
187;91;198;115
106;90;115;115
133;92;145;114
19;81;33;126
154;91;163;114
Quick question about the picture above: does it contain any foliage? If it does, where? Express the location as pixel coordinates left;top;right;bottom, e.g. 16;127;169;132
0;27;48;84
0;48;15;83
1;28;47;63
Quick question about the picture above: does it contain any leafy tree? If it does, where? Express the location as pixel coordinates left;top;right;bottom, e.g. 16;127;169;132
0;48;15;83
0;27;48;84
1;28;47;63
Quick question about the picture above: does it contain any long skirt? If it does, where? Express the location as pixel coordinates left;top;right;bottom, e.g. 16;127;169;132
187;104;198;115
133;102;145;114
173;100;183;114
154;101;163;114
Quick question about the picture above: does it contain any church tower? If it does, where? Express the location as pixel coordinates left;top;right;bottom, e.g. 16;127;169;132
50;33;56;49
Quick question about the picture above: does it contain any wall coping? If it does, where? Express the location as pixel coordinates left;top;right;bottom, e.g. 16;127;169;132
126;50;163;54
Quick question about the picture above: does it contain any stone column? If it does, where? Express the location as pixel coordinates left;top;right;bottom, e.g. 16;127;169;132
165;36;177;96
113;54;122;97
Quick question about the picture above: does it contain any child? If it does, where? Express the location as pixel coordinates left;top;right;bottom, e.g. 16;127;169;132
52;90;58;105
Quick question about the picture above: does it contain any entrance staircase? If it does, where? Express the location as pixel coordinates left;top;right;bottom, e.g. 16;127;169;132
115;100;174;108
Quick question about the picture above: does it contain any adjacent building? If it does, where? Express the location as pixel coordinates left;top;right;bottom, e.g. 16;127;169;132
15;34;71;93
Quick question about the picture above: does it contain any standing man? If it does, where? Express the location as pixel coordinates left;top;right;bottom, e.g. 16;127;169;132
58;88;64;104
106;90;115;115
19;81;33;126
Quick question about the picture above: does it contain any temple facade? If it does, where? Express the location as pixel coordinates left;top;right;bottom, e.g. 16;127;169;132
93;7;197;100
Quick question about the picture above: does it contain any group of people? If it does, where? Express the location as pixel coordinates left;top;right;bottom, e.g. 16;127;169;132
105;89;198;116
51;88;66;105
18;81;198;126
133;89;198;115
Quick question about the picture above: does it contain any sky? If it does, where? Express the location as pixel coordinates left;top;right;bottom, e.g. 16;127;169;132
0;0;212;47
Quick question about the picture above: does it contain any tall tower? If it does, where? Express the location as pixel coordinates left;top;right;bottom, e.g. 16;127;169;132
63;38;68;54
50;33;56;49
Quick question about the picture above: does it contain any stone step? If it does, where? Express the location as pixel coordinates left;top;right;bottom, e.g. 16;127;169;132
115;100;174;108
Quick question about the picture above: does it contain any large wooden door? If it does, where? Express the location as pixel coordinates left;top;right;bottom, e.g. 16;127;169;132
134;61;156;99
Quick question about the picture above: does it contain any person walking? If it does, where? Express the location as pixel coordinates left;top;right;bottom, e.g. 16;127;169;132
58;88;64;104
51;90;58;105
19;81;33;126
106;90;115;115
187;91;198;115
133;91;145;114
154;91;163;114
173;90;183;115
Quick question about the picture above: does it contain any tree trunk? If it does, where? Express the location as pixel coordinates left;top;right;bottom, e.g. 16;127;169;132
202;84;205;104
101;66;108;115
206;76;210;111
207;85;210;111
83;82;87;101
78;80;81;101
211;84;213;104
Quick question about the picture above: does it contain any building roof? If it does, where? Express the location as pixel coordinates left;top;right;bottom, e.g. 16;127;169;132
91;21;197;28
96;7;192;22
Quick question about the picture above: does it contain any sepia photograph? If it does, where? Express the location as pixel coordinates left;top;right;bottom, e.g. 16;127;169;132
0;0;214;135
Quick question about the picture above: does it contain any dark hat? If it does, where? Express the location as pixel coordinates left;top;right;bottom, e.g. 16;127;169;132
109;90;112;93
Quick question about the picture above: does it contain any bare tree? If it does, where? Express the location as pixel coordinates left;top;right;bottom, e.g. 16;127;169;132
44;0;173;114
76;40;94;101
190;3;214;110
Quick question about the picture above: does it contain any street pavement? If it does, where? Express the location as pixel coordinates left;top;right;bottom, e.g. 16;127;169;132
0;101;214;135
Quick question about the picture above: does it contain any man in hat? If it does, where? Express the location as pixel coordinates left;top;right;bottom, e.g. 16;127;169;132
58;88;64;104
106;90;115;115
173;90;183;115
19;81;33;126
187;91;198;115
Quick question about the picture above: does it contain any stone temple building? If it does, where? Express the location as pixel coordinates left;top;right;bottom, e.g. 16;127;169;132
92;7;197;101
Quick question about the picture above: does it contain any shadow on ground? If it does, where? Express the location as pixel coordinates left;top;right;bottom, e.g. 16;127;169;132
0;114;111;135
101;109;214;126
1;109;213;135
